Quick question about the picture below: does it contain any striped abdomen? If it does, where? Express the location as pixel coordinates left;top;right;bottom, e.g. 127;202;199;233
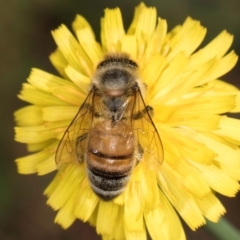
86;121;135;201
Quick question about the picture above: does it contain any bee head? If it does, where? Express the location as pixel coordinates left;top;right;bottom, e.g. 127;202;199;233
93;54;138;97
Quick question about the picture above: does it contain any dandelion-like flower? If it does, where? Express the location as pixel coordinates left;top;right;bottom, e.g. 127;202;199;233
14;3;240;240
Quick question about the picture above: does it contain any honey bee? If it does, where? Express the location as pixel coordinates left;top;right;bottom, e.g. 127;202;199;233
56;53;163;201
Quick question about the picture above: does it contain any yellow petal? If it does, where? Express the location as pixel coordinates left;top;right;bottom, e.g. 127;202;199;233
142;18;167;63
46;164;83;210
124;182;144;232
195;192;226;222
210;79;239;92
165;114;221;131
96;201;119;235
138;166;159;212
44;170;59;197
54;187;79;229
49;49;69;79
72;14;94;35
198;51;238;85
126;163;160;213
160;126;215;165
166;94;236;115
232;92;240;112
120;35;137;60
124;230;147;240
42;106;78;121
52;25;92;76
15;121;69;143
74;177;99;222
219;159;240;180
128;3;157;61
185;131;240;169
141;53;166;90
64;64;90;94
158;163;206;230
18;83;68;106
145;190;186;240
103;206;125;240
36;154;56;175
52;85;86;106
189;30;234;68
15;142;57;174
27;139;55;152
150;52;189;102
161;58;218;101
215;116;240;142
177;160;211;197
87;204;98;227
14;105;44;127
27;68;74;93
75;27;103;65
193;162;239;197
144;207;166;240
128;4;157;41
127;3;146;35
167;17;206;60
101;8;125;52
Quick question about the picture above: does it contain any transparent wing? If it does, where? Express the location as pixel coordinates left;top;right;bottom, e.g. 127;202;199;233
55;89;101;171
131;87;164;165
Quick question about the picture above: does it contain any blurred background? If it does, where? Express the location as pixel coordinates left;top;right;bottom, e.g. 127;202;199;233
1;0;240;239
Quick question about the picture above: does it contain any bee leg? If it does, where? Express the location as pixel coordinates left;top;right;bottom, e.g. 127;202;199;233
146;105;154;116
133;105;154;120
136;143;144;164
76;133;88;164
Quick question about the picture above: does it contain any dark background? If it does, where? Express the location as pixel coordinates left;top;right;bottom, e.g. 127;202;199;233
1;0;240;239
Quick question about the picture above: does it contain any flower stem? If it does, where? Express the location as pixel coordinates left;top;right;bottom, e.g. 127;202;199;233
204;218;240;240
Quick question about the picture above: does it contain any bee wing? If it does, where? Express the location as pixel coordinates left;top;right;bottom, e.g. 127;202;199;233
55;89;98;171
131;87;164;165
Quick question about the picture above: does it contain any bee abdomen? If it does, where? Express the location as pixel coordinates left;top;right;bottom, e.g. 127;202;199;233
87;169;130;201
87;149;134;176
86;150;135;201
86;121;136;200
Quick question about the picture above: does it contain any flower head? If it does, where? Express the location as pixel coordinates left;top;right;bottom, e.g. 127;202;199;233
15;3;240;240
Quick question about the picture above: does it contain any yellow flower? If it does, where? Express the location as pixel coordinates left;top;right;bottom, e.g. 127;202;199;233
14;3;240;240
